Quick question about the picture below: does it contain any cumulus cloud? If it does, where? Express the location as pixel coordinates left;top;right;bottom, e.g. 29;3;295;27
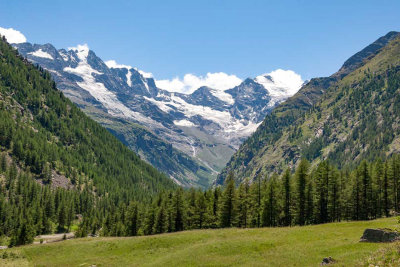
105;59;132;70
105;59;153;78
138;70;153;78
267;69;303;92
67;43;90;53
255;69;303;98
0;27;27;44
156;72;243;94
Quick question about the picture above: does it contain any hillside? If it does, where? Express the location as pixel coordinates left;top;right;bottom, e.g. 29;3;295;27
0;36;175;200
2;217;397;266
218;31;400;184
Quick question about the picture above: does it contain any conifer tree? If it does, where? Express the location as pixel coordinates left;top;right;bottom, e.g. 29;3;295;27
144;205;156;235
295;159;309;225
0;153;6;173
126;202;139;236
219;173;237;227
305;181;314;224
262;174;278;226
383;162;390;217
328;167;340;222
281;168;292;226
194;192;207;229
173;188;185;232
154;202;167;234
237;179;250;228
314;161;330;223
359;160;372;220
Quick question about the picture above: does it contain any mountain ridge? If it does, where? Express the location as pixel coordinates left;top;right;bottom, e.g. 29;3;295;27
217;31;400;184
14;41;303;187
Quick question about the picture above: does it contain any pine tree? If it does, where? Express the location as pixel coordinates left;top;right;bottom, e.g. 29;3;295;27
57;202;67;232
0;153;6;173
154;202;167;234
383;162;390;217
295;159;309;225
328;167;340;222
144;205;155;235
359;160;372;220
209;187;221;228
281;168;292;226
172;188;185;232
261;174;278;227
392;156;400;212
194;192;207;229
305;180;314;224
237;180;250;228
219;173;237;228
126;202;139;236
314;161;329;224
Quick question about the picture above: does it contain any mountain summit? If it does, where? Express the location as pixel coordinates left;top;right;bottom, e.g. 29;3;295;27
14;41;302;187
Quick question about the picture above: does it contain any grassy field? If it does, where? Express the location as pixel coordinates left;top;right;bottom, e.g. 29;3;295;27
1;217;398;266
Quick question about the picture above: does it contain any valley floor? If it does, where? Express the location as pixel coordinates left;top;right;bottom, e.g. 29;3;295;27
1;217;398;266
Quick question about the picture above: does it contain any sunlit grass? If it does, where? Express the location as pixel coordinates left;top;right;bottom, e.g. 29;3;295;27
4;217;398;266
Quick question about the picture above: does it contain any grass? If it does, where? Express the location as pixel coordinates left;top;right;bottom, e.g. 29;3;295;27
3;217;398;266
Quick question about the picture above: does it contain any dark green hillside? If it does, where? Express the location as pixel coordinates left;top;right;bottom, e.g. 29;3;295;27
0;36;175;200
218;31;400;184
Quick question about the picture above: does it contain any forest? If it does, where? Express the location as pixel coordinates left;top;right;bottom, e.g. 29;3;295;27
2;151;400;246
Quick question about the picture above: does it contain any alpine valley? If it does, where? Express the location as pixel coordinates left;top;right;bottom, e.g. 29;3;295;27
14;42;303;187
2;15;400;266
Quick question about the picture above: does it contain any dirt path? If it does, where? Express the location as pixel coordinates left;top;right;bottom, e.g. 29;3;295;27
34;233;74;244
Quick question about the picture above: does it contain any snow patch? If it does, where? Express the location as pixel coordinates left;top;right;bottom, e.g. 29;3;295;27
59;51;69;61
209;88;234;105
126;69;132;87
28;49;53;60
63;46;157;125
145;93;260;137
174;119;195;127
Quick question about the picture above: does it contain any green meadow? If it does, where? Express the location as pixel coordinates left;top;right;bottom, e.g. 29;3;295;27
1;217;398;266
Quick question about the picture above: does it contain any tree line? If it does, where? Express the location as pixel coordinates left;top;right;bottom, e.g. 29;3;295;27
81;156;400;237
4;152;399;246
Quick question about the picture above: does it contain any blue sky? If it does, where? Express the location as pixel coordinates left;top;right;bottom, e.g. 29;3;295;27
1;0;399;82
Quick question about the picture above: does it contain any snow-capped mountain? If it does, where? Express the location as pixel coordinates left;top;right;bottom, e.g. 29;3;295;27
14;42;302;186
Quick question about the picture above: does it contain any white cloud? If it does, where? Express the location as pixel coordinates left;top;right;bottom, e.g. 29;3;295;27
138;69;153;78
0;27;27;44
255;69;303;99
105;59;132;70
105;59;153;80
155;72;242;94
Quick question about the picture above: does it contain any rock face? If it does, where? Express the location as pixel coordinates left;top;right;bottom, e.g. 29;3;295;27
321;257;335;265
360;228;400;243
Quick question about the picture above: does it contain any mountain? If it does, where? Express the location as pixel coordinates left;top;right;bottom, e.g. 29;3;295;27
0;35;175;200
14;42;302;187
218;31;400;184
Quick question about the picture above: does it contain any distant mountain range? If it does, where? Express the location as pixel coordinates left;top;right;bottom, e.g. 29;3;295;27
218;31;400;184
14;42;302;187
